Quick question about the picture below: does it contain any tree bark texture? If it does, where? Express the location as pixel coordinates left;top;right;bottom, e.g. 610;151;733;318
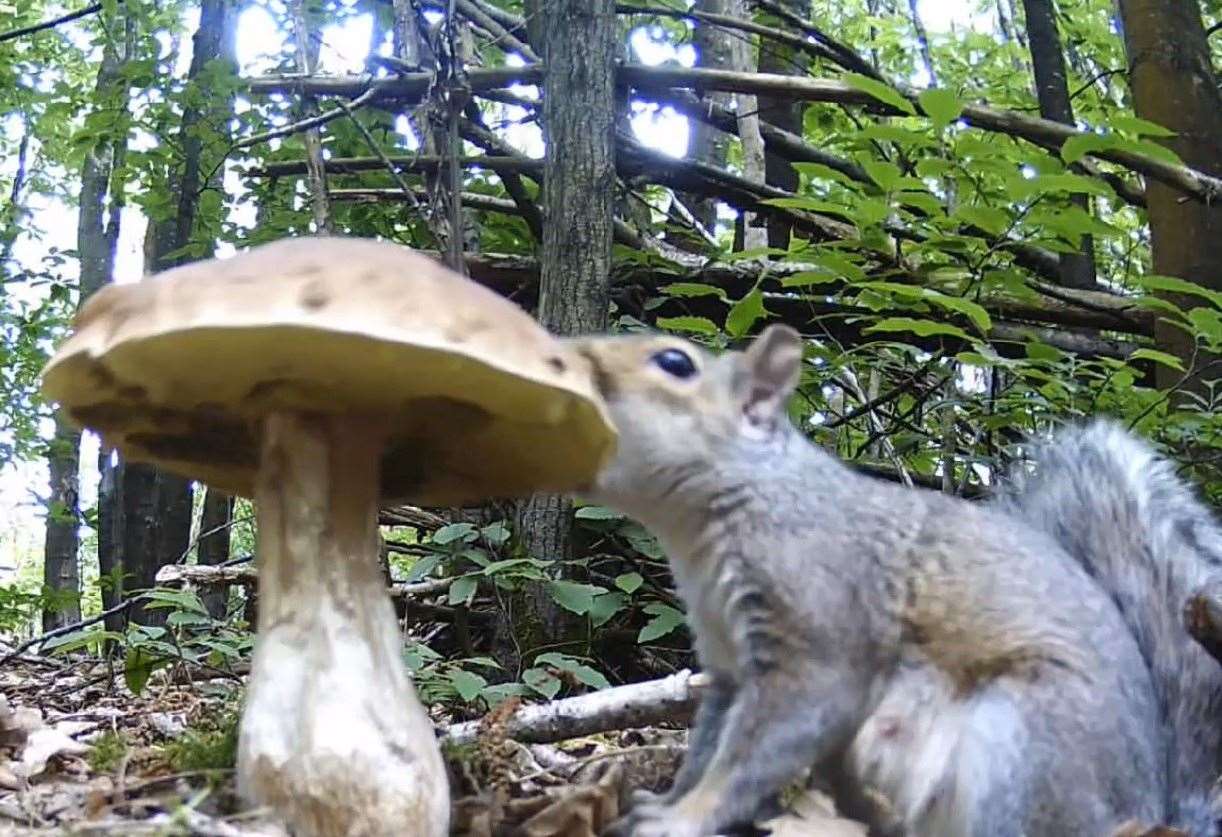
684;0;737;232
1022;0;1098;289
122;0;238;627
42;416;81;630
289;0;334;234
1117;0;1222;391
755;0;810;249
48;5;135;634
198;488;235;619
510;0;617;671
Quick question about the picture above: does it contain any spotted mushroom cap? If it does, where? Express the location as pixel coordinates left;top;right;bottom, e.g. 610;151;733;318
41;236;617;506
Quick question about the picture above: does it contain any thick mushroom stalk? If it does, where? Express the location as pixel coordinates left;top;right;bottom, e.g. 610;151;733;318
237;412;448;837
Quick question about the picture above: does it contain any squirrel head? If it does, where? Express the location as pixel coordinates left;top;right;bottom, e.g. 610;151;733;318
567;324;804;516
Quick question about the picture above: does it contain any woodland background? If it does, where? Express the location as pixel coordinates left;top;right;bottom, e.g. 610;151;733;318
1;0;1222;829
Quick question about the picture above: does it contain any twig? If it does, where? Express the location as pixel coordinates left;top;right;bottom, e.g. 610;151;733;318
0;1;108;44
233;82;384;150
1;598;134;664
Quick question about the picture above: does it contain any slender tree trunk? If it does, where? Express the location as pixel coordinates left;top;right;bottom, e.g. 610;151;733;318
122;0;238;627
906;0;938;86
1117;0;1222;395
684;0;736;232
49;6;134;634
1021;0;1098;288
197;489;235;618
508;0;617;671
290;0;334;233
755;0;810;249
42;419;81;630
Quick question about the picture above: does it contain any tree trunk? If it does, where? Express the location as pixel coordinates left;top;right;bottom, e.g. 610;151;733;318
1021;0;1098;289
727;0;768;250
684;0;737;232
508;0;617;671
197;488;235;619
121;0;238;627
1116;0;1222;394
755;0;810;249
42;416;81;630
50;4;134;635
290;0;334;233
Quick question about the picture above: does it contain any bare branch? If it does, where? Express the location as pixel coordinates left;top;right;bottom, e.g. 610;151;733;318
0;1;106;44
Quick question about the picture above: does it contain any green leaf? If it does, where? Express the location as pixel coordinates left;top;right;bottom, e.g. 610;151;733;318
780;270;841;287
1109;115;1176;138
523;667;561;699
1025;341;1066;362
663;282;727;300
954;205;1011;236
918;88;964;129
432;523;477;546
863;160;902;191
480;520;511;546
924;292;993;332
448;576;478;606
615;572;644;594
864;317;973;341
405;553;443;583
124;647;160;696
449;669;487;703
575;505;626;520
548;580;603;615
141;588;208;615
1010;173;1115;200
1061;133;1116;164
807;249;868;282
589;591;627;627
726;288;767;338
1128;348;1185;371
657;316;719;335
843;72;917;115
792;161;862;188
638;603;686;643
1135;275;1222;308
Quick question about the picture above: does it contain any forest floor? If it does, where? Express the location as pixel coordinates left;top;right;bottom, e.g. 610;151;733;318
0;646;863;836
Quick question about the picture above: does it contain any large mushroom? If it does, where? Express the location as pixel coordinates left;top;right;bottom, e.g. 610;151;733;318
39;236;616;837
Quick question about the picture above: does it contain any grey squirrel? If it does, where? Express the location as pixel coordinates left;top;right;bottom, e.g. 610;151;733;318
568;323;1222;837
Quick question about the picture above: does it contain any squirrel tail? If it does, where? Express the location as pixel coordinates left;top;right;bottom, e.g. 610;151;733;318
993;419;1222;835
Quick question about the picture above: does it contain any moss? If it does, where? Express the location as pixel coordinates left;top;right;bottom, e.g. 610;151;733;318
87;730;130;774
162;710;240;773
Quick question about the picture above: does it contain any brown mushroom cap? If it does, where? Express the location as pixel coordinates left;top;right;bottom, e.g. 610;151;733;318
41;236;616;506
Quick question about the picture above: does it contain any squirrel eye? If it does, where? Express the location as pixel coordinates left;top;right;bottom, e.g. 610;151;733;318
651;348;698;379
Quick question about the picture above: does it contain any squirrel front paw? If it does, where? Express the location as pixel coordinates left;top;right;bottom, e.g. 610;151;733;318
604;800;712;837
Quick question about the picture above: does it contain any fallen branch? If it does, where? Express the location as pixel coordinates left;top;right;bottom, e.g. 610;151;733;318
249;153;541;178
442;669;710;746
245;65;1222;203
154;563;454;599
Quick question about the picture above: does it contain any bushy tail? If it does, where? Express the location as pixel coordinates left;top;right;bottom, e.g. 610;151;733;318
993;419;1222;835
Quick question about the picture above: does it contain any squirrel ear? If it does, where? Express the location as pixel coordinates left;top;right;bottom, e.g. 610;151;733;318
735;324;803;430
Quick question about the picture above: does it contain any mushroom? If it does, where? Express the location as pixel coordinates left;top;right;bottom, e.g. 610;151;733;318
39;236;616;837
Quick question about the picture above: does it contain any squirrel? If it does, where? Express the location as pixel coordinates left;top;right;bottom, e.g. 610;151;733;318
566;323;1222;837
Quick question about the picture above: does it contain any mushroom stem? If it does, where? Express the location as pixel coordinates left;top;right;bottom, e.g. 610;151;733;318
237;412;449;837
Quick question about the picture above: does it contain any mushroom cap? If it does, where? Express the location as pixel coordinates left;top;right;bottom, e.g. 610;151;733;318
41;236;616;506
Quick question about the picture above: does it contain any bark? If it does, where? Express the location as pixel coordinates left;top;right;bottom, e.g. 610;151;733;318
289;0;334;233
906;0;938;86
755;0;810;249
726;0;768;250
684;0;738;231
49;5;134;635
1117;0;1222;393
1021;0;1098;289
124;0;238;627
510;0;617;671
42;418;81;630
197;488;234;619
444;670;710;745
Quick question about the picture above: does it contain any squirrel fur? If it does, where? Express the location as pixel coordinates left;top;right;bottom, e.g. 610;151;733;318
568;323;1222;837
